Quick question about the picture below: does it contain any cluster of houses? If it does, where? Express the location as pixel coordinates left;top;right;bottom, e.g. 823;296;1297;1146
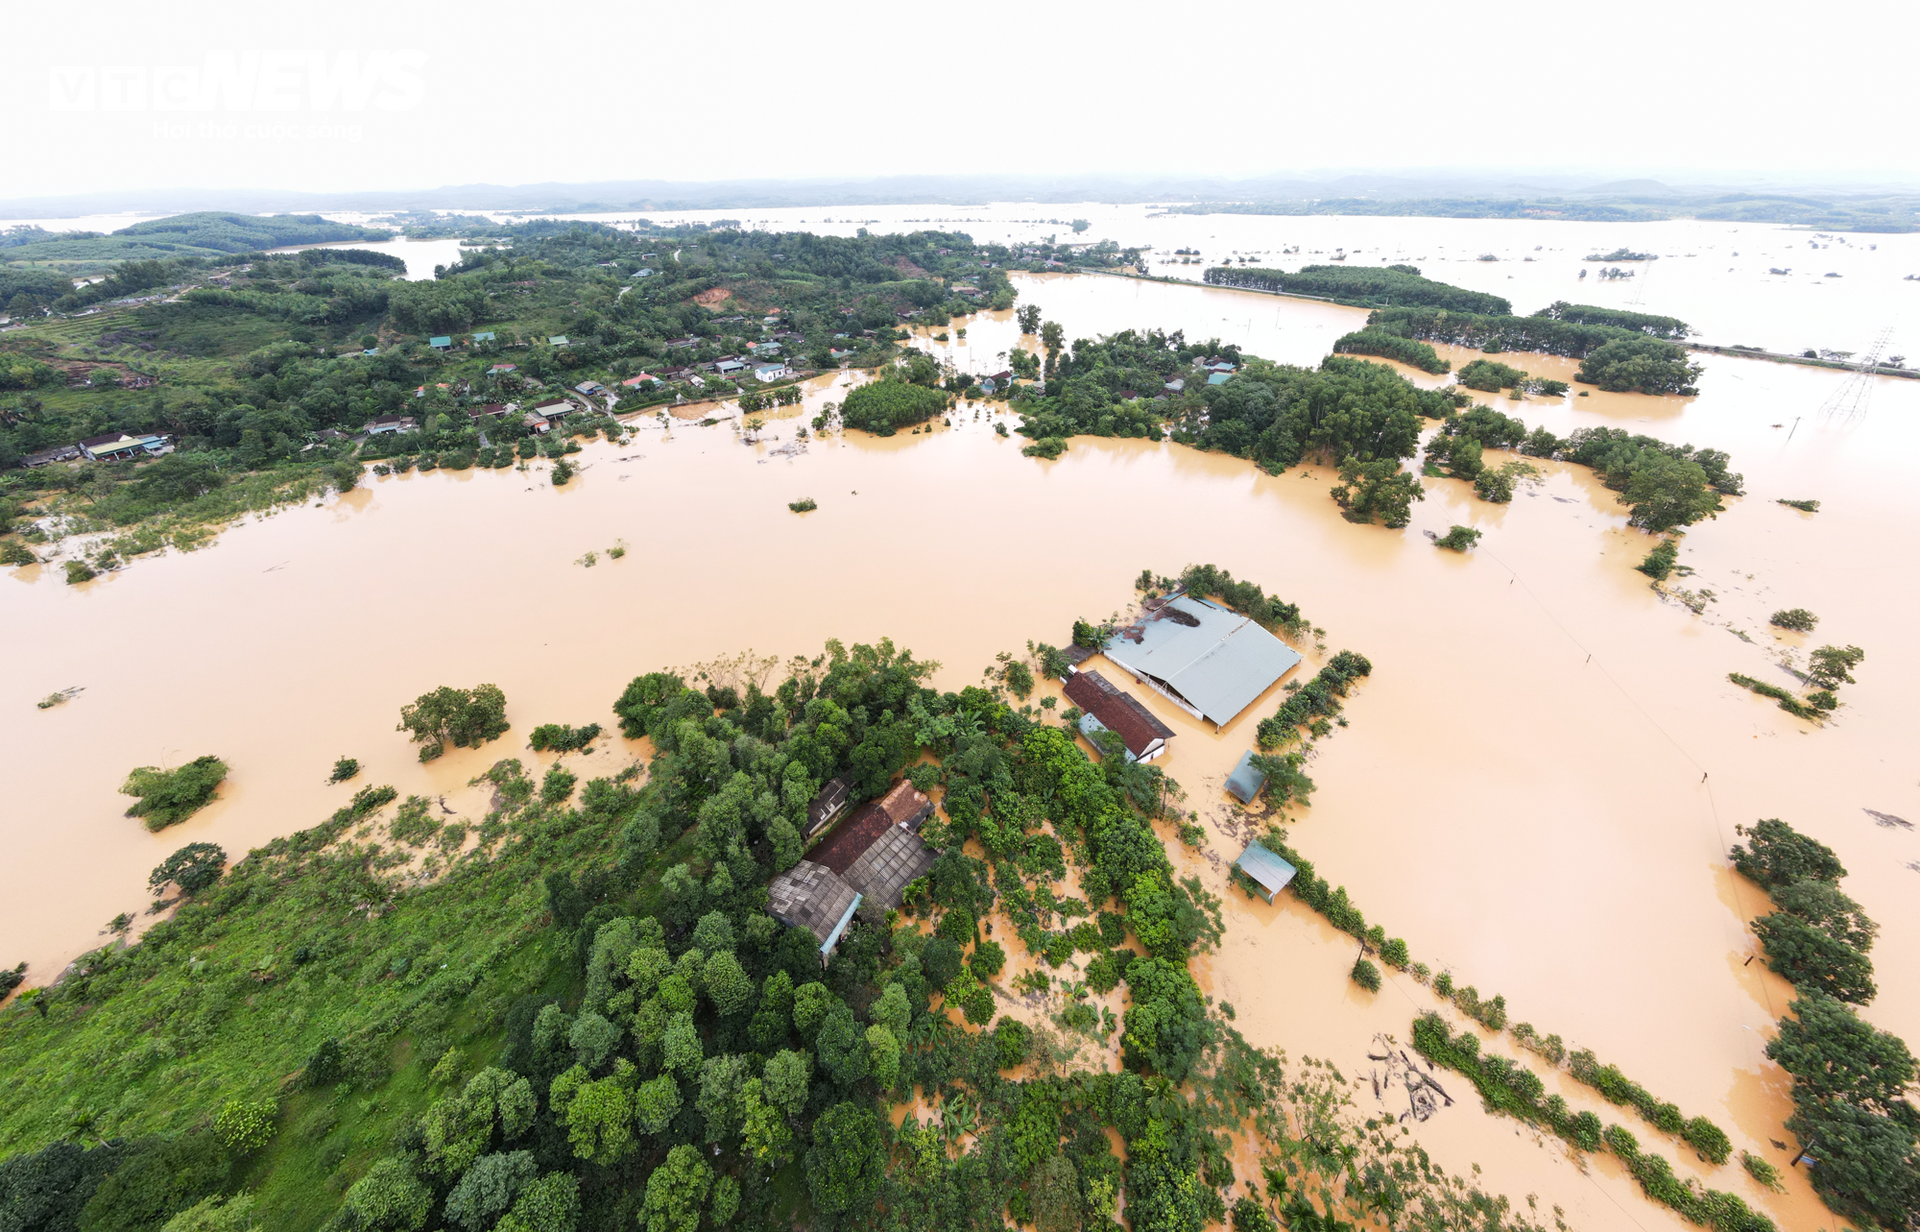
757;587;1321;959
767;778;940;963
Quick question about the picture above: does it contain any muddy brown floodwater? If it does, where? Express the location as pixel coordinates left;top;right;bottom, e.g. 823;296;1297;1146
5;272;1918;1232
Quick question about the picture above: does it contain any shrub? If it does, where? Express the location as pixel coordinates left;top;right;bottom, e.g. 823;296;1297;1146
992;1017;1030;1068
64;560;97;584
551;459;574;486
1021;437;1066;459
1379;937;1409;969
1741;1150;1784;1191
529;722;600;753
213;1098;278;1154
149;843;228;897
1769;608;1818;632
1682;1115;1732;1164
330;756;360;782
1637;538;1679;580
1350;958;1382;992
1435;525;1481;551
787;497;817;512
1776;498;1819;513
121;756;229;830
969;939;1007;979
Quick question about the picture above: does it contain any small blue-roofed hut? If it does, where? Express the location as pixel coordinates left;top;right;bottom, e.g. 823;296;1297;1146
1225;751;1266;804
1233;841;1298;903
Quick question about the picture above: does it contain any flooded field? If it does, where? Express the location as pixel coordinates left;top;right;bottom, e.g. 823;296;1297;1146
5;266;1917;1231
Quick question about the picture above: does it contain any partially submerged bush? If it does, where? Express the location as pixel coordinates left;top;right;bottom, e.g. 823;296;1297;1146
149;842;228;896
1637;538;1679;580
121;755;229;830
787;497;817;512
1350;958;1382;992
1769;608;1818;632
1435;525;1481;551
397;684;509;761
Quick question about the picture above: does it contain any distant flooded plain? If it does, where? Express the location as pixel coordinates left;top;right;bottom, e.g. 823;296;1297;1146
5;268;1918;1231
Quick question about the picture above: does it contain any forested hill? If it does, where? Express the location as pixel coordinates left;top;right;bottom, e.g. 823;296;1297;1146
0;213;391;270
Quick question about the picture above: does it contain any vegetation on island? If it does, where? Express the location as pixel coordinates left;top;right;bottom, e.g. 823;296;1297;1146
0;221;1024;575
119;755;229;831
1776;498;1820;513
397;684;511;762
1203;264;1513;314
1159;191;1920;232
1730;643;1863;721
1354;305;1702;396
1730;819;1919;1230
0;214;391;284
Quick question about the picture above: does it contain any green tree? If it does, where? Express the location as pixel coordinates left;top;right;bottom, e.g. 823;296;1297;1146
739;1078;793;1167
120;756;228;831
865;1024;901;1087
1617;451;1724;532
696;1053;754;1142
1806;645;1865;691
159;1194;258;1232
396;684;509;760
1755;912;1876;1003
815;1004;870;1085
444;1151;537;1232
1040;321;1065;351
1329;457;1423;528
641;1145;712;1232
494;1173;580;1232
634;1073;683;1137
762;1049;812;1117
702;949;754;1017
1768;992;1915;1112
805;1102;884;1215
149;843;228;896
1731;819;1846;888
1030;1154;1082;1232
1017;305;1043;335
343;1157;432;1231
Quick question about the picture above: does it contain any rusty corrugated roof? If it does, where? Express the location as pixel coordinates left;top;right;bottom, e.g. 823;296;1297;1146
1065;669;1175;759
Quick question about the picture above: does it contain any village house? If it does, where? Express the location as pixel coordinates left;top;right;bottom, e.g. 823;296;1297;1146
466;404;512;425
770;778;939;953
528;401;573;429
1232;840;1298;903
574;380;606;396
713;359;747;378
1064;668;1175;763
754;361;789;382
489;363;517;375
429;336;452;351
548;336;570;347
620;373;657;389
364;415;417;436
76;432;171;462
1102;593;1302;728
472;332;496;344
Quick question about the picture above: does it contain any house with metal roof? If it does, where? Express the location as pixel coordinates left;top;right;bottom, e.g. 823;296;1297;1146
841;826;938;920
1232;841;1297;902
364;415;417;436
767;861;861;962
472;332;496;343
806;777;852;838
548;335;570;347
77;432;170;462
754;361;790;382
1207;372;1232;386
1065;668;1174;763
1103;594;1301;728
429;336;452;351
1224;751;1266;804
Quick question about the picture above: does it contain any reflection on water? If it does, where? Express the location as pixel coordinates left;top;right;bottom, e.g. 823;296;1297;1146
4;265;1917;1232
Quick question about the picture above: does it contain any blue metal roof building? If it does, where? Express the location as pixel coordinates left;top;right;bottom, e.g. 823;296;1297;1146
1103;595;1302;728
1233;841;1298;902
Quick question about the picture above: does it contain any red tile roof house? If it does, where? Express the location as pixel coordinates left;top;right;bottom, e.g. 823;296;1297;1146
1064;668;1175;763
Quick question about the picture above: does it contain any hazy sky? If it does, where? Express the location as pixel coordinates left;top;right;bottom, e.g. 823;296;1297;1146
6;0;1917;199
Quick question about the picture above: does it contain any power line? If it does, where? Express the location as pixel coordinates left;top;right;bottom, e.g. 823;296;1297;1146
1816;325;1894;420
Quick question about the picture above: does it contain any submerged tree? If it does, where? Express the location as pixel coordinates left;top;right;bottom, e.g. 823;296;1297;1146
397;685;510;761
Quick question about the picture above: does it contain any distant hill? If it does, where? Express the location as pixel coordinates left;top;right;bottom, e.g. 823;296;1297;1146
0;212;390;270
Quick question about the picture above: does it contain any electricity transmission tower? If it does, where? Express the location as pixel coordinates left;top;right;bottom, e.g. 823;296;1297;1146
1817;326;1894;419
